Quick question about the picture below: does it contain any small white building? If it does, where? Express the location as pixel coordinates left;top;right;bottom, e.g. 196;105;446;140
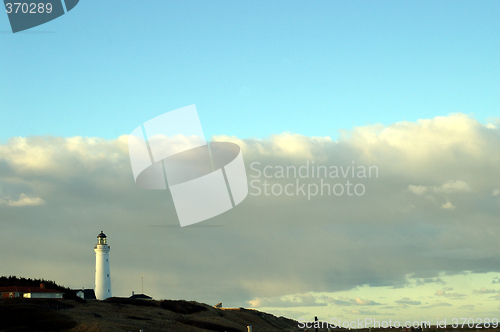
0;284;63;299
71;288;96;300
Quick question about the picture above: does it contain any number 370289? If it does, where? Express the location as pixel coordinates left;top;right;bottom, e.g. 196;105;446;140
5;3;53;14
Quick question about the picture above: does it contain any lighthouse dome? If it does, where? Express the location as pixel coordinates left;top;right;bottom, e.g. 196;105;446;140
96;231;108;245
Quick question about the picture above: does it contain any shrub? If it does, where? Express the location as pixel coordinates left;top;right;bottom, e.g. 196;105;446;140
160;300;208;314
0;302;77;331
179;318;243;332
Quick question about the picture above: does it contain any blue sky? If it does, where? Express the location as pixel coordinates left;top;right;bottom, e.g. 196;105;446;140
1;0;498;140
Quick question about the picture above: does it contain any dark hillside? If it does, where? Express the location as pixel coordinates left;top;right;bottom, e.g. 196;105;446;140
0;296;297;331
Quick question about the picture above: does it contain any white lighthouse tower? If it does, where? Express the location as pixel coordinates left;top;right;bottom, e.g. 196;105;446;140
94;231;112;300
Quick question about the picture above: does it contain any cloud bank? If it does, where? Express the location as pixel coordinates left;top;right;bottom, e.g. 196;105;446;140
0;113;499;308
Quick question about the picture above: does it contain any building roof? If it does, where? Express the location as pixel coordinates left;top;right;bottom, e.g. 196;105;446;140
97;231;107;238
0;286;63;294
129;293;152;300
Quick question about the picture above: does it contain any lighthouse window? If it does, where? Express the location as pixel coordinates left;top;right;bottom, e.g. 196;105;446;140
107;274;109;277
106;259;108;262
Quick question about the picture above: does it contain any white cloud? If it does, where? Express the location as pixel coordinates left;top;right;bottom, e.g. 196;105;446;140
439;180;471;194
458;304;475;310
435;290;466;299
414;278;447;286
435;290;445;296
395;297;421;306
408;180;471;196
441;201;456;210
408;185;428;195
472;287;498;294
248;294;382;308
408;180;471;210
325;297;381;306
343;309;381;315
0;113;499;308
248;293;326;308
420;302;453;308
0;193;46;207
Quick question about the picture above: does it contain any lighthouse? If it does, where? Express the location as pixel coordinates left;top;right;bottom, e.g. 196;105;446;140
94;231;112;300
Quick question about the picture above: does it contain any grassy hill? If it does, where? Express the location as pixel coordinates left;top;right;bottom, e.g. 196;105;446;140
0;297;298;332
0;276;299;331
